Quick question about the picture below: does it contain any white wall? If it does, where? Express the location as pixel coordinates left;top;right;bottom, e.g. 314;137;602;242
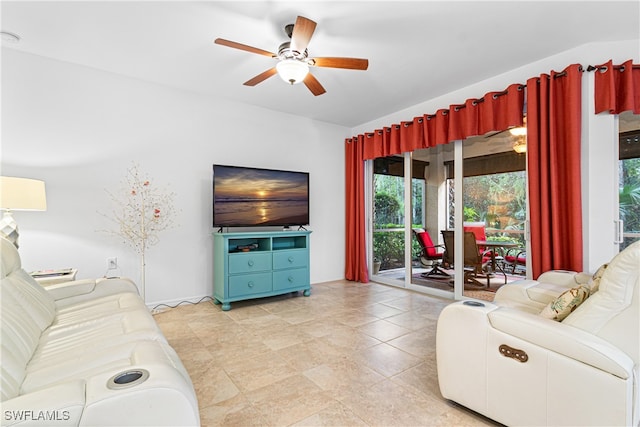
3;39;638;304
352;40;640;273
1;48;348;306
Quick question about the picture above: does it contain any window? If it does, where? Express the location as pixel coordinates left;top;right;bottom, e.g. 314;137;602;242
445;151;527;246
619;125;640;249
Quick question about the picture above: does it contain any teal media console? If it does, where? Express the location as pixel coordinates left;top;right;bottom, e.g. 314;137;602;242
212;231;311;311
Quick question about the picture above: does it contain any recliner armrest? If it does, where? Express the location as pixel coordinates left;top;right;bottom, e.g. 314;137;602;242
1;380;85;427
536;270;578;286
493;279;548;313
488;307;634;379
46;277;139;305
493;270;580;311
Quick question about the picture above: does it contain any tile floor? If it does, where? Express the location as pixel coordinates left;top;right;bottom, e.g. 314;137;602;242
153;280;500;426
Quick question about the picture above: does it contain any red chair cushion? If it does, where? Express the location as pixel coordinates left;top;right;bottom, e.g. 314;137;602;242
464;224;487;253
464;225;486;241
417;231;443;259
505;254;527;264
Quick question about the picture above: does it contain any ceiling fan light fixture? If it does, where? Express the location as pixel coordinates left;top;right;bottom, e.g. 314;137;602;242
509;126;527;137
276;59;309;85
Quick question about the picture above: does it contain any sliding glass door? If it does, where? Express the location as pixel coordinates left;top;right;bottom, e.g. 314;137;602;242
368;129;529;302
459;136;527;300
409;144;454;297
371;156;406;286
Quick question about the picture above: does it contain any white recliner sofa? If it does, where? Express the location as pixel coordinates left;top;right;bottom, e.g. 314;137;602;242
436;240;640;427
0;237;200;426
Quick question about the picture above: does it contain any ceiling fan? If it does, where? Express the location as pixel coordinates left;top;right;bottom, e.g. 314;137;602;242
214;16;369;96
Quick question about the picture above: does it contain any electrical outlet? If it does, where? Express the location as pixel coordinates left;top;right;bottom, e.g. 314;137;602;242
107;257;117;270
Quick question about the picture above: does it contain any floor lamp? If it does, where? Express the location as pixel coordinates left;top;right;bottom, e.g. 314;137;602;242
0;176;47;248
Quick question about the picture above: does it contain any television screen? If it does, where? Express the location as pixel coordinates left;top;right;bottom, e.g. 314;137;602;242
213;164;309;227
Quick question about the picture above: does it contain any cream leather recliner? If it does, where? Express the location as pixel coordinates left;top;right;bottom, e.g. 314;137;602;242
436;240;640;427
0;237;200;426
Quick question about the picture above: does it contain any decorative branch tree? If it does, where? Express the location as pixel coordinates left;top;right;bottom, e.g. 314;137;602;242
102;163;176;301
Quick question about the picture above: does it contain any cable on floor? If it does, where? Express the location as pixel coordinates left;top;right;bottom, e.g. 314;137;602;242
150;296;215;314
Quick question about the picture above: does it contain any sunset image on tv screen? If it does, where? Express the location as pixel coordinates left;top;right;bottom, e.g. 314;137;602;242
213;165;309;226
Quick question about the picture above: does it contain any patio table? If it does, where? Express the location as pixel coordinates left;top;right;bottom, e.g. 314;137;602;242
476;240;518;284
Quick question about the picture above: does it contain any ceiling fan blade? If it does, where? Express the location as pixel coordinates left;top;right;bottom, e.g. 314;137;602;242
303;73;326;96
290;16;317;54
311;57;369;70
214;38;276;58
243;68;278;86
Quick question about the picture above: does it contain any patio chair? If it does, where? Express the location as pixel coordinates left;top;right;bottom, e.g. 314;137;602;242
463;222;488;251
464;221;500;263
441;230;490;288
412;228;450;278
502;247;526;275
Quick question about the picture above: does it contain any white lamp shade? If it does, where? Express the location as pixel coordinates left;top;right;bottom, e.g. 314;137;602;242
276;59;309;85
0;176;47;211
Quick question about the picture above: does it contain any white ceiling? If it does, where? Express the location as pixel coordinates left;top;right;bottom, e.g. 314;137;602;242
2;1;639;128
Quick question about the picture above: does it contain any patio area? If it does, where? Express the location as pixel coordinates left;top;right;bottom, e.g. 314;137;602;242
375;264;526;302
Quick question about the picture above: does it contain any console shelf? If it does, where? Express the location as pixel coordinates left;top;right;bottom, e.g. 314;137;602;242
213;231;311;310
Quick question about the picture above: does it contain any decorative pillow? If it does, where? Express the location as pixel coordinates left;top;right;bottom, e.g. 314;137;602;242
540;285;590;321
589;263;608;294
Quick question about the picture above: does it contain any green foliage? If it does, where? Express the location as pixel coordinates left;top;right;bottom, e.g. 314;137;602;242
373;173;424;227
619;184;640;215
619;158;640;232
619;158;640;249
619;157;640;250
485;235;520;244
374;192;401;226
463;206;479;221
462;171;527;229
373;230;405;269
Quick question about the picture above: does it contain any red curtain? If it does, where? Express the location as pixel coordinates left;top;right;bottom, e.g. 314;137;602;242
357;83;524;160
594;59;640;114
527;64;584;278
345;135;369;283
344;84;524;282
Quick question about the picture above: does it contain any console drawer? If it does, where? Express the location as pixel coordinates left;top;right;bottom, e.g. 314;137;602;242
273;250;308;270
273;268;309;291
228;252;272;274
228;272;272;297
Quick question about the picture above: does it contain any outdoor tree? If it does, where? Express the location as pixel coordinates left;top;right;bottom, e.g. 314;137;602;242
374;192;401;226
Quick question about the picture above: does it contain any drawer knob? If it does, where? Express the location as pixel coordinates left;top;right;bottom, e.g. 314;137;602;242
248;260;254;267
288;256;294;263
248;281;254;288
288;276;294;282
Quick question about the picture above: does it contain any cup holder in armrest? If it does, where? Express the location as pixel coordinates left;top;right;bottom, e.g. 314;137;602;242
107;369;150;390
463;300;485;307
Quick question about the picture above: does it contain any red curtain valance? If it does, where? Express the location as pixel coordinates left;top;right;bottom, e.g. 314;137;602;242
594;59;640;114
348;83;525;161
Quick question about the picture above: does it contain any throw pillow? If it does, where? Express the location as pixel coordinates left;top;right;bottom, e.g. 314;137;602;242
589;263;608;294
540;285;590;321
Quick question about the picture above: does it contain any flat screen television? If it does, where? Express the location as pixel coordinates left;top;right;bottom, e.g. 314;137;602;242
213;164;310;228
